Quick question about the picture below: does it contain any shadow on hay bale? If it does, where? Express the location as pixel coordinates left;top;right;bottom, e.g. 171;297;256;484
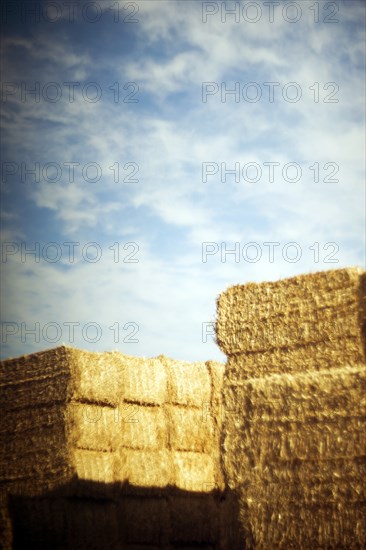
1;346;245;548
6;479;245;550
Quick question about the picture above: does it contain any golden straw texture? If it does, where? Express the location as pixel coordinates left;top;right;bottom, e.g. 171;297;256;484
222;365;366;549
217;267;366;549
1;347;232;549
216;267;366;375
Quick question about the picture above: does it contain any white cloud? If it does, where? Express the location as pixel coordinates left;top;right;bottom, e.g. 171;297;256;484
1;0;364;360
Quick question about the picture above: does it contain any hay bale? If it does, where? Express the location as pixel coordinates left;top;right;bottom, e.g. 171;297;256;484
65;498;120;549
8;496;67;549
70;349;125;406
69;402;119;452
170;406;214;453
70;448;118;487
173;451;217;492
118;355;168;406
226;334;365;380
119;496;169;545
1;346;72;410
119;449;172;488
1;346;227;547
217;268;366;547
169;493;219;544
216;267;366;375
222;364;366;548
118;404;168;450
1;347;224;489
70;352;225;494
9;495;120;549
0;494;12;550
244;496;366;549
164;356;212;406
0;347;73;498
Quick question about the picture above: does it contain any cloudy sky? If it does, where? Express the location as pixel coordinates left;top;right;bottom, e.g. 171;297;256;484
1;0;365;361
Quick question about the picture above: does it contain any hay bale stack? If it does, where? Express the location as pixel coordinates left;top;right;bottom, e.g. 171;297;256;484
0;346;73;496
0;346;74;549
67;351;225;495
222;365;366;549
217;267;366;377
1;346;236;548
217;267;366;548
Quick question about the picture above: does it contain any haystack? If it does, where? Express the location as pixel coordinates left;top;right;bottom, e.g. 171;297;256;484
217;267;366;376
217;267;366;549
1;347;238;549
222;365;366;548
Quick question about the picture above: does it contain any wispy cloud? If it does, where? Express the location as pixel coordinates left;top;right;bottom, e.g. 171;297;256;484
1;0;365;360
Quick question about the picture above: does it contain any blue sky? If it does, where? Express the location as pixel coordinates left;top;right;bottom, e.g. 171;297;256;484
1;0;365;361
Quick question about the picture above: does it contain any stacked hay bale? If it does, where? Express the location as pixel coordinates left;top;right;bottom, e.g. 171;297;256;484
1;347;239;549
0;346;74;549
217;267;366;549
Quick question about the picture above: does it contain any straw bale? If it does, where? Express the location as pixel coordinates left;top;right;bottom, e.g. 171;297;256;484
206;360;225;416
234;457;366;493
119;449;172;488
0;402;66;437
164;357;212;407
1;346;227;546
243;500;366;549
1;422;70;496
216;267;366;364
222;363;366;548
3;432;66;478
65;498;120;548
118;496;168;544
0;347;71;410
169;406;214;453
68;401;119;452
119;404;168;450
2;416;66;462
0;347;74;500
0;370;70;412
0;494;12;550
223;365;365;473
217;490;243;550
8;496;67;549
173;451;216;492
1;346;224;486
67;350;224;492
69;352;224;492
119;355;168;405
69;348;125;406
226;334;365;378
4;490;237;549
225;362;365;419
243;419;365;464
71;448;117;486
244;476;366;508
169;493;219;544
